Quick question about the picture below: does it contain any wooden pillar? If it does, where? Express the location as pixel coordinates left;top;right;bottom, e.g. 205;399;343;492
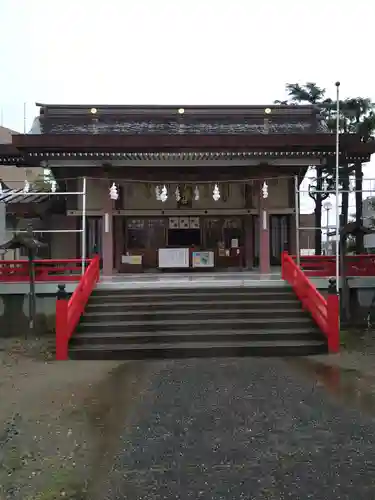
289;213;297;255
244;215;253;269
259;180;271;274
114;216;125;271
102;185;114;276
288;176;297;255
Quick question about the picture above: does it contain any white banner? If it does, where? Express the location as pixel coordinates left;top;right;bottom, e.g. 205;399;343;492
158;248;189;268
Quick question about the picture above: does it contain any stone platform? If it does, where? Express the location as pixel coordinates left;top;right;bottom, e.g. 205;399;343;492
97;272;286;290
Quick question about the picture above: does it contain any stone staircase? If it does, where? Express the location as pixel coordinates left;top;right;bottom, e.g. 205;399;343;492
69;286;328;359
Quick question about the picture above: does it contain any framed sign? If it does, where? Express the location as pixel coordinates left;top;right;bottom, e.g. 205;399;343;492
192;251;214;268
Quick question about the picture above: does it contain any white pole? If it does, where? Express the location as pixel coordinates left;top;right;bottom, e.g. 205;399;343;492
294;175;300;265
335;82;340;293
81;177;87;275
23;102;27;134
326;207;330;253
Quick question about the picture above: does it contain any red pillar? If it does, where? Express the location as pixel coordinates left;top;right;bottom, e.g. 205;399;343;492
55;284;69;361
327;278;340;353
259;180;270;274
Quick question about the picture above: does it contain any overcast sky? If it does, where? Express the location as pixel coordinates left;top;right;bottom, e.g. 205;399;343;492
1;0;374;217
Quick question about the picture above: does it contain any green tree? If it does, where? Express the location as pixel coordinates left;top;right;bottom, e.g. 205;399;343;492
275;83;329;255
342;98;375;252
276;84;375;254
31;170;57;192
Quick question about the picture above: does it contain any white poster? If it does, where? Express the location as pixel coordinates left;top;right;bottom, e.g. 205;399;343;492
158;248;190;268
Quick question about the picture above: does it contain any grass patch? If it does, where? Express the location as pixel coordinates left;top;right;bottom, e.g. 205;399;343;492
340;328;366;350
25;467;87;500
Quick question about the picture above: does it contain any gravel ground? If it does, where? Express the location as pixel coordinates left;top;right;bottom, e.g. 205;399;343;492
99;358;375;500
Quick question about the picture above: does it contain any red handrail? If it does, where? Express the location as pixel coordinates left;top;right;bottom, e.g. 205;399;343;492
0;259;93;282
281;251;339;353
291;254;375;277
56;255;100;360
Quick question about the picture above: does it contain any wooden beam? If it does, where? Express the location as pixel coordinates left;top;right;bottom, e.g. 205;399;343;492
12;133;341;151
49;165;303;182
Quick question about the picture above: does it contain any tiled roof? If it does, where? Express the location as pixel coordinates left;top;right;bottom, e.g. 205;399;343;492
32;116;329;135
29;104;328;136
0;184;51;204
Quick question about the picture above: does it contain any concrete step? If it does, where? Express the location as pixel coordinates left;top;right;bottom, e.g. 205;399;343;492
89;289;295;303
70;328;324;346
69;339;327;360
80;308;306;323
85;299;300;312
76;316;314;333
71;284;326;359
92;286;288;295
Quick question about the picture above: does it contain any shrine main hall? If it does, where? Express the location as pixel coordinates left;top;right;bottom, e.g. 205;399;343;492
0;103;372;275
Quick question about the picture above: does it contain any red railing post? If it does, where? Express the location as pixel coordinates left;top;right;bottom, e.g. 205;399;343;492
93;254;100;281
281;251;287;279
56;284;69;360
327;278;340;353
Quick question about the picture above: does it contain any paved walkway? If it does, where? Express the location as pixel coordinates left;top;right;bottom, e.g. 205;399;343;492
100;358;375;499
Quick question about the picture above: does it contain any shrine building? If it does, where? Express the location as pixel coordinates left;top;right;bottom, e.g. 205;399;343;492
0;103;373;275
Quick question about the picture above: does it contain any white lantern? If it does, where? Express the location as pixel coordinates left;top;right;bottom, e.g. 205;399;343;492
109;182;118;200
160;185;168;203
212;184;220;201
51;180;57;193
194;186;200;201
175;186;181;201
262;181;268;199
23;180;30;193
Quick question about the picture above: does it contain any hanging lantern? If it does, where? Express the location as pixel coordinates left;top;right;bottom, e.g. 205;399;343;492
155;185;161;200
194;186;200;201
160;185;168;203
51;180;57;193
262;181;268;199
212;184;220;201
23;180;30;194
175;186;181;201
109;182;118;200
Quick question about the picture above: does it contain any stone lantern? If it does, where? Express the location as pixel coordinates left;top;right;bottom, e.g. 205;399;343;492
0;225;47;332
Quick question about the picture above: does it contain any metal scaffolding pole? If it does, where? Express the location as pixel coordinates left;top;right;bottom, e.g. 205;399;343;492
294;175;300;266
335;82;340;293
81;177;87;276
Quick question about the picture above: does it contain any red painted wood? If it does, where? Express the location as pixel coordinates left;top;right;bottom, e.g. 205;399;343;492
281;251;339;353
292;254;375;277
67;256;100;337
327;293;340;353
0;259;94;282
54;256;100;361
55;298;68;361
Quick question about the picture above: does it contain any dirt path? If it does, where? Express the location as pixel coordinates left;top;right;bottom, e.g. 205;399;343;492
2;333;375;499
312;330;375;376
0;338;151;500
